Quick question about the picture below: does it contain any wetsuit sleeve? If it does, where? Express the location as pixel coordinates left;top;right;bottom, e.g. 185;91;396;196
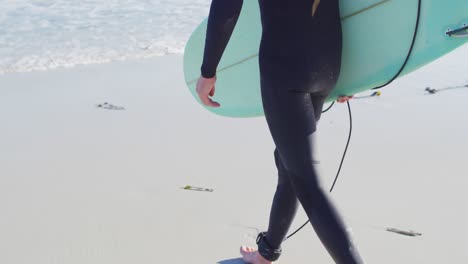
200;0;243;78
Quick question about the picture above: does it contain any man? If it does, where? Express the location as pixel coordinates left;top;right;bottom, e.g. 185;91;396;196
195;0;363;263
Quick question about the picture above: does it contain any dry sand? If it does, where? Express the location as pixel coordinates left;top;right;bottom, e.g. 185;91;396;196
1;45;467;264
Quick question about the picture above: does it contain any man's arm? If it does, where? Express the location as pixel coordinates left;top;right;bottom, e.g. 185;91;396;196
196;0;243;107
200;0;244;78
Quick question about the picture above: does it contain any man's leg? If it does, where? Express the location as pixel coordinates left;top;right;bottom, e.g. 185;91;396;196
263;149;300;248
241;148;299;263
261;85;363;264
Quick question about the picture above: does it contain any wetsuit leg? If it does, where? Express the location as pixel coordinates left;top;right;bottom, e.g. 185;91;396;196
262;93;326;249
259;78;363;264
263;148;300;247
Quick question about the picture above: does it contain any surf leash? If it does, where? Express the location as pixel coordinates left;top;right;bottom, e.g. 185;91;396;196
321;101;335;113
284;100;353;241
372;0;421;91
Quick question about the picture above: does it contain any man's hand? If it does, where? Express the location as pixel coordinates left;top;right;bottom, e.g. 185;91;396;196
337;95;354;103
196;76;220;107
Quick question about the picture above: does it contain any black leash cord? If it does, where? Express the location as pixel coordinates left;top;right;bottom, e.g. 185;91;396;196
322;101;335;113
284;101;352;241
373;0;421;90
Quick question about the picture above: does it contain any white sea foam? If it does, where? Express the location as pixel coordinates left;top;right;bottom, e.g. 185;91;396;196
0;0;211;74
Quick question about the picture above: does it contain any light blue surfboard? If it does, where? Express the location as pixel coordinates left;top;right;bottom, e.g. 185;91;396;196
184;0;468;118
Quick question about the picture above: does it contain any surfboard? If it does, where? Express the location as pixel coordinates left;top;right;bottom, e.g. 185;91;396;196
183;0;468;118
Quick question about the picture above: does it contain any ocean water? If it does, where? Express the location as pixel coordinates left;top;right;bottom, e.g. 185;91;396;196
0;0;211;74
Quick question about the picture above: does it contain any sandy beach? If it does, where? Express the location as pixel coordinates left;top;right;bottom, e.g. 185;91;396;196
1;44;467;264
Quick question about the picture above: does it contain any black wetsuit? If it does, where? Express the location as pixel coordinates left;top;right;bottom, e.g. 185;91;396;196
201;1;363;263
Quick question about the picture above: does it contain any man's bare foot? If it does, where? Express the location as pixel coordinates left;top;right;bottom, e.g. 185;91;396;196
240;246;272;264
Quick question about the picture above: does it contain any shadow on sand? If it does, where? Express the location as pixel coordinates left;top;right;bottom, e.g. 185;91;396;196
217;258;245;264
